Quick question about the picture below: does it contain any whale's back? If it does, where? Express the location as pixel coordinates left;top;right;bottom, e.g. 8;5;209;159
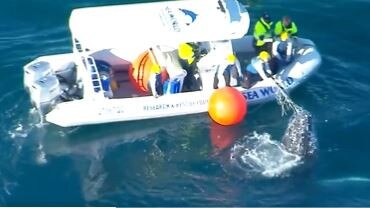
282;109;317;157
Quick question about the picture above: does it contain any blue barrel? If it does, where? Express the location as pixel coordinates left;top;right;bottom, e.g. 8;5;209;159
163;79;180;94
170;79;180;93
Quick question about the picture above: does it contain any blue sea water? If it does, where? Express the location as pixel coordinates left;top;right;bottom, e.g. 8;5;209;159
1;0;370;206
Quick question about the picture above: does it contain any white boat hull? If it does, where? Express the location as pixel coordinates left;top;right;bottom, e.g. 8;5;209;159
46;91;209;127
23;0;321;127
24;35;320;127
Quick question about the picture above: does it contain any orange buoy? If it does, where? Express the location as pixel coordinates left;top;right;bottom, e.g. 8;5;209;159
208;87;247;125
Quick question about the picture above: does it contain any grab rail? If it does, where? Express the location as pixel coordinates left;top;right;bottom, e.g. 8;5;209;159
73;38;104;95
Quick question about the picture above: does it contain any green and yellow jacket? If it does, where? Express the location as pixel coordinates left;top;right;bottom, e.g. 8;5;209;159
253;18;273;46
274;21;298;36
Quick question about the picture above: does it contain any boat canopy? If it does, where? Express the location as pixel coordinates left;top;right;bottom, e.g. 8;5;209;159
69;0;250;52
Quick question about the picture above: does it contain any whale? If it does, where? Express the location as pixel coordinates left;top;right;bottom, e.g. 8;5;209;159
281;108;317;158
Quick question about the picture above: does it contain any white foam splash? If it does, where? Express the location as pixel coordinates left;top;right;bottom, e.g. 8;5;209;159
7;107;47;139
36;144;48;165
8;123;28;139
230;132;302;178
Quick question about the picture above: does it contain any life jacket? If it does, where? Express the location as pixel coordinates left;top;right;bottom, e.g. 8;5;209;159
275;21;298;36
253;18;273;46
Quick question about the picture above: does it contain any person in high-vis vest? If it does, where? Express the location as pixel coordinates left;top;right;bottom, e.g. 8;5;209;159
253;12;274;54
274;16;298;37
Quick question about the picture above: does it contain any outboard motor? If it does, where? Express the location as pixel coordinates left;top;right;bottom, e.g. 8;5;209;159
24;60;62;114
54;63;82;101
24;61;52;91
55;62;77;85
29;75;61;114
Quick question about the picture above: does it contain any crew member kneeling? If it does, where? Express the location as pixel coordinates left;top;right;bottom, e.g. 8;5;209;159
243;51;273;88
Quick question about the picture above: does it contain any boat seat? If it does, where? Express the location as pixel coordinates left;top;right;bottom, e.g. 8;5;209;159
110;64;150;98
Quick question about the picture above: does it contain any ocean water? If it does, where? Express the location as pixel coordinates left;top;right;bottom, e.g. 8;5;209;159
1;0;370;206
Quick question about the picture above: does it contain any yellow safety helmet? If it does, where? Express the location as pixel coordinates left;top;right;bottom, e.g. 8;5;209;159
178;43;194;60
227;54;236;64
280;31;289;41
259;51;270;62
151;64;161;74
